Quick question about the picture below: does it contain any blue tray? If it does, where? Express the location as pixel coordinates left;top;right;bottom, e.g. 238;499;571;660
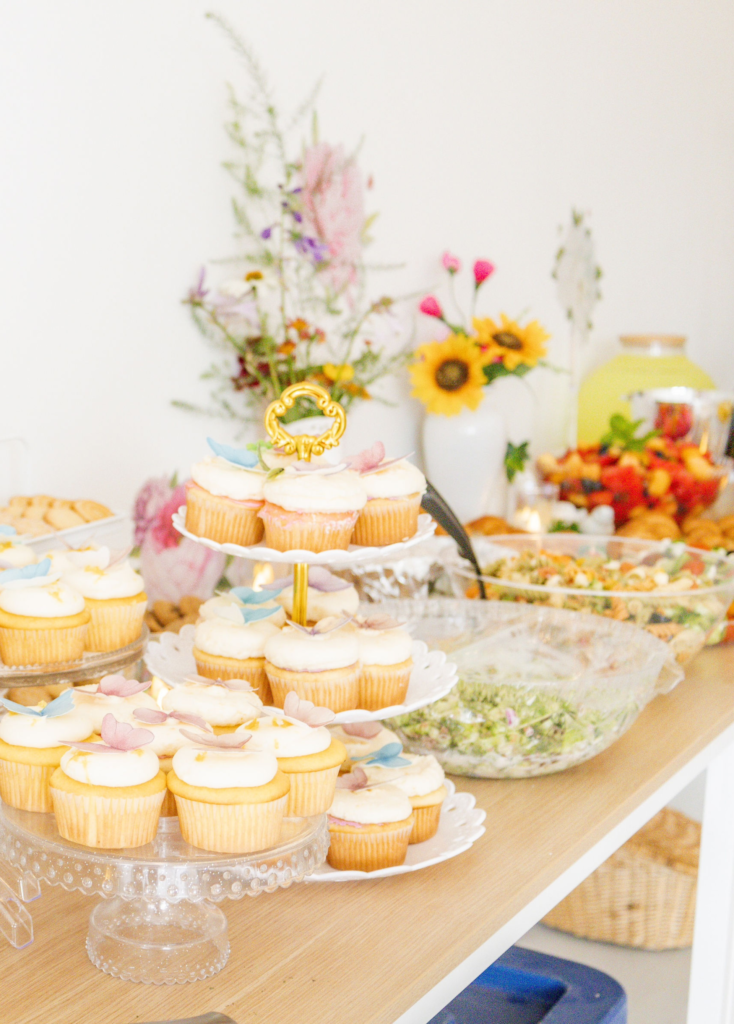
428;946;626;1024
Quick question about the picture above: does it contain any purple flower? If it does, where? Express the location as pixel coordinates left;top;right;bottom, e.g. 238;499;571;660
294;235;329;263
261;226;273;240
292;211;303;223
187;266;208;303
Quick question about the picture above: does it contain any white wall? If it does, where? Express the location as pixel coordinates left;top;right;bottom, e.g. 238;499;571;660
2;1;733;511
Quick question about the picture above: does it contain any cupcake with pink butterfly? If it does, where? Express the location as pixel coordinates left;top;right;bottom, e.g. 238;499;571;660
49;714;167;848
167;730;290;853
238;693;346;816
71;674;159;732
353;613;414;711
132;706;213;817
161;674;263;734
346;443;426;546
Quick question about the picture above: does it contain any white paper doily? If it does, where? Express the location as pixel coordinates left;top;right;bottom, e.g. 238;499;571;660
172;508;436;566
307;779;486;881
144;625;457;724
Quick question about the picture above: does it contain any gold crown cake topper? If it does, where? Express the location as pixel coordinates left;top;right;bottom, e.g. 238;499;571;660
264;381;347;462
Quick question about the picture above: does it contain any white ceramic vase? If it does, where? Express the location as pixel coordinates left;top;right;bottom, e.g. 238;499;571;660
422;402;507;522
421;379;536;523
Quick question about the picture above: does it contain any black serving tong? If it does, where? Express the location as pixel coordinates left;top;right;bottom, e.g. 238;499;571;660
421;480;486;599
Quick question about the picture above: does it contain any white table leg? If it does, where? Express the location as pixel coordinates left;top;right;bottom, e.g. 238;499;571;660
687;741;734;1024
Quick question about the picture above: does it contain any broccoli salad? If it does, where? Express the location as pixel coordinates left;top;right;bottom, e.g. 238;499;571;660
391;675;640;779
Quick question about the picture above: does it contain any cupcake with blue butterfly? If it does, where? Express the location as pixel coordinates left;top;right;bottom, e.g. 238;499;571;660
0;560;91;667
185;438;268;547
192;586;286;702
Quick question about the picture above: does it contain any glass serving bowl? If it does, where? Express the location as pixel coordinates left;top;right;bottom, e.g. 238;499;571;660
385;598;681;779
448;534;734;665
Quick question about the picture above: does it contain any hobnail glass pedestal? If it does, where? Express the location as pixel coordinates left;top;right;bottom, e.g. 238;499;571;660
0;803;329;985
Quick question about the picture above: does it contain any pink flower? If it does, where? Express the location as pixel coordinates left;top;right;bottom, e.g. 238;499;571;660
299;142;365;293
148;484;188;553
132;477;173;547
419;296;443;318
473;260;495;286
442;252;461;274
138;536;226;604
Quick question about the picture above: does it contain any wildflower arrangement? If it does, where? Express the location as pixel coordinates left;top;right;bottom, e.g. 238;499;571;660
179;18;408;427
409;252;551;417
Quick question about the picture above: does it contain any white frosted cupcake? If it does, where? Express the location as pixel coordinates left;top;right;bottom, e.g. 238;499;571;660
0;560;90;666
276;567;359;625
238;694;346;816
0;526;37;569
347;443;426;545
71;674;158;732
0;690;94;812
49;715;167;848
264;618;360;713
132;707;213;817
327;768;414;871
168;733;290;853
260;465;366;552
64;550;146;652
198;588;286;628
45;544;108;574
192;606;282;703
363;752;447;843
162;676;263;734
186;439;266;547
354;614;413;711
328;721;400;766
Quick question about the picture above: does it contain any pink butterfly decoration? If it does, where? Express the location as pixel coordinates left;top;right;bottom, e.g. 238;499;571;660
184;674;256;693
355;613;404;632
287;615;352;637
63;714;154;753
345;442;412;476
133;707;211;732
335;766;369;790
96;674;151;697
342;721;383;739
283;691;335;726
178;729;252;749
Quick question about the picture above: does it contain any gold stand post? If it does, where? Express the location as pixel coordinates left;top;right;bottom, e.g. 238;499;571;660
292;563;309;625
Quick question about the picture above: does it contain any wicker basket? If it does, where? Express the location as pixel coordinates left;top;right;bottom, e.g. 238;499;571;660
543;808;700;950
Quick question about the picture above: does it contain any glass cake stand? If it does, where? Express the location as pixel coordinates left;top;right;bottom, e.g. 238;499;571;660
0;626;149;689
0;804;328;984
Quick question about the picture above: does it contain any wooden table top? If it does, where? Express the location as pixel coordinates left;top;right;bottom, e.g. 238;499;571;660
4;644;734;1024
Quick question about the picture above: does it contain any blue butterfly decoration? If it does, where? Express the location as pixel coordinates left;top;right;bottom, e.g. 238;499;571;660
0;557;52;587
353;742;411;768
238;605;281;625
0;688;76;718
0;525;18;537
231;585;285;604
207;437;260;469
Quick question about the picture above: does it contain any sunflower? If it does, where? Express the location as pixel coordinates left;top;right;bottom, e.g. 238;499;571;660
409;334;489;416
473;314;550;371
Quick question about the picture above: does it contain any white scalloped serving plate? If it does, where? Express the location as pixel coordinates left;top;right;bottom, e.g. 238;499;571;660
144;625;457;724
172;509;436;566
307;779;486;881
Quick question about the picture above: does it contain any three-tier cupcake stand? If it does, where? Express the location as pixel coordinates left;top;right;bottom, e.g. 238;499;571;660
0;383;483;984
